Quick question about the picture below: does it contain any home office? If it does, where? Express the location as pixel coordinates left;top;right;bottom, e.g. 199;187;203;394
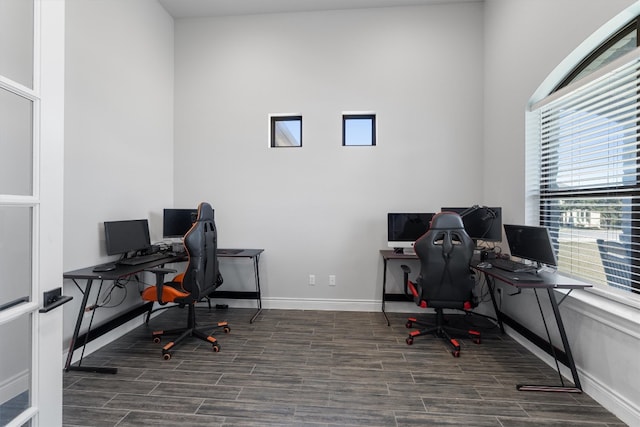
2;0;640;426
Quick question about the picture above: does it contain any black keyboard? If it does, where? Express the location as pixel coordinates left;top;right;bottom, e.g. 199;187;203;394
118;253;171;266
491;258;533;273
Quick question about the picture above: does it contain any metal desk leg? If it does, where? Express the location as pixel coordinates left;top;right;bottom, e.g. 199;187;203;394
64;279;117;374
249;253;263;323
485;275;505;334
382;258;390;326
547;287;582;391
516;288;582;393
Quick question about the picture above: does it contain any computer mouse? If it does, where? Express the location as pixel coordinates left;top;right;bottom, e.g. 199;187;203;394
93;264;116;272
478;262;492;268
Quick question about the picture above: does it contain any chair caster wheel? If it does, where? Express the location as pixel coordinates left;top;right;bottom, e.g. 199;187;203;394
212;343;221;352
224;326;231;333
153;336;161;344
163;353;171;360
406;337;414;345
452;350;460;357
473;338;481;345
405;321;413;328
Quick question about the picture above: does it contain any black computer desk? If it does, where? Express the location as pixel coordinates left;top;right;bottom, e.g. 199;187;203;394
473;262;591;393
63;248;264;374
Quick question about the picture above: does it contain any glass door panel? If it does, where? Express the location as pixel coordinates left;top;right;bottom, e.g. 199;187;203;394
0;314;32;426
0;0;34;88
0;206;32;307
0;88;33;195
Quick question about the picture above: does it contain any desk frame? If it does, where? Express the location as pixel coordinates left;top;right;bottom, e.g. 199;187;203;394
63;255;185;374
213;249;264;323
63;248;264;374
380;250;418;326
474;264;588;393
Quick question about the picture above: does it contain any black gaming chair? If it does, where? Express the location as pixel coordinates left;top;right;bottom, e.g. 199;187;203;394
402;211;480;357
141;202;229;360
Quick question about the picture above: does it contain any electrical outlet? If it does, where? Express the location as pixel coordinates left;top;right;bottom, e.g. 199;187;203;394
329;275;336;286
309;274;316;285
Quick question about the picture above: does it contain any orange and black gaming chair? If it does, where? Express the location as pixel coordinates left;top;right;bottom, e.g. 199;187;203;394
402;211;480;357
141;202;229;360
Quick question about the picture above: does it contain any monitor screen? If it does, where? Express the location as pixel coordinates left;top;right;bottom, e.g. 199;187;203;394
503;224;557;266
387;213;435;249
441;206;502;242
103;219;151;256
163;208;198;238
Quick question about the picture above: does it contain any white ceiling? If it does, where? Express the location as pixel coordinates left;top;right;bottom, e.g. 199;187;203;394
158;0;476;19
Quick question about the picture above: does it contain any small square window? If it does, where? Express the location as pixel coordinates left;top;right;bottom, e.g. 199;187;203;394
343;114;376;146
270;115;302;147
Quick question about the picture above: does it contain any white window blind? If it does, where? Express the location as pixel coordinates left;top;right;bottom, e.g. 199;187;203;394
528;48;640;295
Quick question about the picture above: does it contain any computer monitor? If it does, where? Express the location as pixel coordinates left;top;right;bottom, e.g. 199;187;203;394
441;206;502;242
103;219;151;256
387;213;435;249
503;224;558;266
163;208;198;238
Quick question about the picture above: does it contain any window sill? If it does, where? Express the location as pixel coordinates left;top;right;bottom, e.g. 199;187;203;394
555;274;640;337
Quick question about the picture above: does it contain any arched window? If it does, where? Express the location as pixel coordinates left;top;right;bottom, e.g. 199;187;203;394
527;14;640;298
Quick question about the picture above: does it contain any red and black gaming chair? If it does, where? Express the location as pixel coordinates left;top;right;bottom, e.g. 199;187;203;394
402;211;480;357
141;202;229;360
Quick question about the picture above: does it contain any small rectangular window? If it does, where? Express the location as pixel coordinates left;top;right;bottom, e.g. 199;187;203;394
343;113;376;146
270;115;302;147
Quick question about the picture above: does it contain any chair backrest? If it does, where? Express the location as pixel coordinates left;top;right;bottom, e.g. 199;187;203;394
413;211;475;308
181;202;221;300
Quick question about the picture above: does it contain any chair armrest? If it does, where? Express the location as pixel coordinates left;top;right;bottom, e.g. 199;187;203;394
402;264;426;307
144;267;177;305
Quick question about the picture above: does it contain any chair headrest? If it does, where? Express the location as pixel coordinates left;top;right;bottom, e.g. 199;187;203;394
196;202;214;222
430;212;464;230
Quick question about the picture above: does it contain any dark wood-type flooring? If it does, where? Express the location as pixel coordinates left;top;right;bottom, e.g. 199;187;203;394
63;307;627;426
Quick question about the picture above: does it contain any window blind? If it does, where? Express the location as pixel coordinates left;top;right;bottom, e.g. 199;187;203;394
527;48;640;294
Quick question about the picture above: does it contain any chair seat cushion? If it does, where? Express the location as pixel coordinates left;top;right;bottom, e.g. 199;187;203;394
141;281;189;303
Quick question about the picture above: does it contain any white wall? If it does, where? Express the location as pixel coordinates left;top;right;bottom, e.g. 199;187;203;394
483;0;639;424
173;3;485;308
63;0;174;350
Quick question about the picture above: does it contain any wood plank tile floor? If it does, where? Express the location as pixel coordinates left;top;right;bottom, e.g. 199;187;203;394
63;308;627;426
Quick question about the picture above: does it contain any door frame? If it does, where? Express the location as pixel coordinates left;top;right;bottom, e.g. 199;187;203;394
0;1;66;425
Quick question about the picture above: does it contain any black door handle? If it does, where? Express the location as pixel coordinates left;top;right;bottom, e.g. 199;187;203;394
0;296;29;312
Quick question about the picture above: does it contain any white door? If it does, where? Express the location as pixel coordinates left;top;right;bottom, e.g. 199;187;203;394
0;0;65;426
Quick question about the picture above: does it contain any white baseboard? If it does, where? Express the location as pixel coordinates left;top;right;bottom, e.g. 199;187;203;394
262;297;380;312
504;325;640;427
0;369;29;406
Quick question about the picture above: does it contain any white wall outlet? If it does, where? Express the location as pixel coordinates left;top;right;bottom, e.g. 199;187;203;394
309;274;316;285
329;275;336;286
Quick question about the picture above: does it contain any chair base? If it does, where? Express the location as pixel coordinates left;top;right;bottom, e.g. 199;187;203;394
405;310;480;357
145;297;213;324
151;303;230;360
